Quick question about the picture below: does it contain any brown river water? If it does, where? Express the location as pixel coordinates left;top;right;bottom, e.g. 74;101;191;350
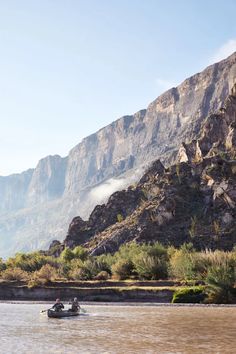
0;303;235;353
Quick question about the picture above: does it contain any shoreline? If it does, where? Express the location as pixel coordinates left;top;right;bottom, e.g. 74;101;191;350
0;280;235;305
0;280;176;302
0;300;236;307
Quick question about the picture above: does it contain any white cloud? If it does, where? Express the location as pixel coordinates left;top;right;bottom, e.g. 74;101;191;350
88;166;146;205
89;178;128;203
209;39;236;64
155;78;178;91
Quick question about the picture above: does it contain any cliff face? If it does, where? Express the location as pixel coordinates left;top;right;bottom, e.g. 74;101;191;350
65;53;236;194
26;155;67;206
0;169;33;213
0;52;236;257
60;85;236;255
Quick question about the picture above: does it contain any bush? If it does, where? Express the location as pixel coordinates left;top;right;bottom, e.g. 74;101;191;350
96;254;114;272
0;258;6;272
73;246;88;261
111;259;134;280
1;267;29;281
28;264;58;287
147;242;168;260
113;242;141;263
205;253;236;303
69;258;109;280
6;252;58;272
169;244;195;280
133;254;168;280
172;286;205;303
117;213;124;222
60;248;75;263
94;271;110;280
69;267;90;281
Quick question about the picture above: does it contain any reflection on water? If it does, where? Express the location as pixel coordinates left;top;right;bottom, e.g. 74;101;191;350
0;303;235;353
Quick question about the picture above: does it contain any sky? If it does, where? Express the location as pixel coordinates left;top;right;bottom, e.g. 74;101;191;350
0;0;236;176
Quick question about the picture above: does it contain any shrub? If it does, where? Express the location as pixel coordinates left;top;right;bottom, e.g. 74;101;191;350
117;213;124;222
133;254;168;280
94;271;110;280
60;248;75;263
111;242;168;280
1;267;29;281
172;286;205;303
205;253;236;303
72;246;88;261
113;242;142;263
169;244;195;280
57;262;72;278
96;253;115;272
69;258;109;280
69;267;90;281
111;259;134;280
6;252;58;272
0;258;6;272
28;264;58;287
146;242;168;260
189;216;197;238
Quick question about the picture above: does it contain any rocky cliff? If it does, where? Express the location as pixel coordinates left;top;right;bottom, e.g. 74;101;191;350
1;52;236;257
58;83;236;255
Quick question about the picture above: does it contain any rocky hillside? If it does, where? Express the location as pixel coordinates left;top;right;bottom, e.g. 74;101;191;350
53;82;236;255
1;52;236;257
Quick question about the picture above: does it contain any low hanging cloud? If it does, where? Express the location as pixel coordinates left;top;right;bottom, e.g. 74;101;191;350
88;167;146;205
89;177;129;203
209;39;236;64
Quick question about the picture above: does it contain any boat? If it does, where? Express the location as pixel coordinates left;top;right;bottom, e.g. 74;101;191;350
47;309;80;318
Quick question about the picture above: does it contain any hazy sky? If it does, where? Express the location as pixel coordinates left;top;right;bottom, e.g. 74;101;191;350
0;0;236;175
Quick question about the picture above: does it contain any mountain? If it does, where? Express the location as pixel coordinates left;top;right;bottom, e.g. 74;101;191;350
0;52;236;258
53;82;236;255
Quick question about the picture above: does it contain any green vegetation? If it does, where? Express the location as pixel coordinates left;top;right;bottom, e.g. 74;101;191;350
117;213;124;222
172;286;205;303
0;243;235;303
1;267;29;281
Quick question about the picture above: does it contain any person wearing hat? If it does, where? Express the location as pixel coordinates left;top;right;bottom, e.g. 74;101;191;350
52;298;64;312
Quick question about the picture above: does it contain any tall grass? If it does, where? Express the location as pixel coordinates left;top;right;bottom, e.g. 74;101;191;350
1;242;235;303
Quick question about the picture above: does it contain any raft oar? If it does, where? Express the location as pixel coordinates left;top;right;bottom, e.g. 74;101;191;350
40;308;52;314
79;307;87;314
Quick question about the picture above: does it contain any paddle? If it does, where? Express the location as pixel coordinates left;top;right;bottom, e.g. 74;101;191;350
79;307;87;314
40;308;53;314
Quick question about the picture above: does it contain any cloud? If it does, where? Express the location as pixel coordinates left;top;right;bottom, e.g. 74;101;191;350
88;167;146;205
209;39;236;64
155;78;178;92
89;177;128;202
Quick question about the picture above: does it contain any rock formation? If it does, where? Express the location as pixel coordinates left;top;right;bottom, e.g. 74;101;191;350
0;52;236;257
54;82;236;255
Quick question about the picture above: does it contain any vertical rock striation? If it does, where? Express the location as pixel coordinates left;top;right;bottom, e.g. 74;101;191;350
0;52;236;257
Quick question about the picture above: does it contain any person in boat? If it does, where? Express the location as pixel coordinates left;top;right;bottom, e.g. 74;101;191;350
52;298;64;312
69;297;80;312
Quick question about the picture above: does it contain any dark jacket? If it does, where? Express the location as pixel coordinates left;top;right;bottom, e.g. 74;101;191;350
52;302;64;311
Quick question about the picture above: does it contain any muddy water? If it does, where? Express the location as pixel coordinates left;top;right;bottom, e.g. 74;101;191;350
0;303;235;353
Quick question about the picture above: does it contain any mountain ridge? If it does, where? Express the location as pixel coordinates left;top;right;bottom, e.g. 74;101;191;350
0;52;236;257
55;82;236;255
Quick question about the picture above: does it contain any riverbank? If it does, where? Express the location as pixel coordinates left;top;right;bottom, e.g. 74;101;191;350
0;280;182;302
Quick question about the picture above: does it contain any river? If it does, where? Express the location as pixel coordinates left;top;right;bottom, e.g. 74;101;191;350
0;303;235;353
